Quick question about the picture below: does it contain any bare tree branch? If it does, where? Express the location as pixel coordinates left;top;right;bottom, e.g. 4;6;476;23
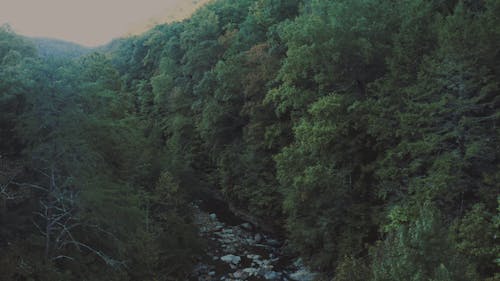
11;181;49;192
63;241;124;268
51;255;74;261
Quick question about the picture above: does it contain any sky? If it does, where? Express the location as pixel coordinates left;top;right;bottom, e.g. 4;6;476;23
0;0;208;47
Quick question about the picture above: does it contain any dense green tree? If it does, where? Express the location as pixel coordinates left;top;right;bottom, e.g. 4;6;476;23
0;25;36;155
0;29;202;280
2;0;499;280
371;202;477;281
109;0;499;279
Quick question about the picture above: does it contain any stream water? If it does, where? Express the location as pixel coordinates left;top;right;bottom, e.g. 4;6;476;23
190;198;317;281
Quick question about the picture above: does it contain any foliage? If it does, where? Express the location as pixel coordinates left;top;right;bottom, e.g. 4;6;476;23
108;0;499;278
0;28;201;280
1;0;499;280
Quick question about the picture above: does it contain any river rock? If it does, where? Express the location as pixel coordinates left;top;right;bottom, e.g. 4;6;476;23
264;271;281;280
233;270;249;279
254;233;262;243
221;254;241;265
247;254;260;260
289;269;318;281
266;238;280;247
242;268;259;276
192;204;320;281
240;222;253;230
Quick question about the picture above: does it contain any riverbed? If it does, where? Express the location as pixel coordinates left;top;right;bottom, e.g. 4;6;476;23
190;198;317;281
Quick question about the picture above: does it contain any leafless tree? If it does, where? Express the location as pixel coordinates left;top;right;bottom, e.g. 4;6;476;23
8;163;124;268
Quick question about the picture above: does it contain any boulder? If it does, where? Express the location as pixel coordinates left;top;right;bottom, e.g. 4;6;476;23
233;270;249;279
254;233;262;243
242;267;259;276
264;271;281;280
222;228;233;234
240;222;253;230
220;254;241;265
289;269;318;281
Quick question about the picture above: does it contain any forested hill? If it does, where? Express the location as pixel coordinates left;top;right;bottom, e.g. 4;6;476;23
28;37;92;59
1;0;499;280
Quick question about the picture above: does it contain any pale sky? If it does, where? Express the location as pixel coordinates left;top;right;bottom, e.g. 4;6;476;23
0;0;208;47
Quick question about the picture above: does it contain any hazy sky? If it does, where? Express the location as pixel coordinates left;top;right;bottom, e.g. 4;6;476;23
0;0;206;47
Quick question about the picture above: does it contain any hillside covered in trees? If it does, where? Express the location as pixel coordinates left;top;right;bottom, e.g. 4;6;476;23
1;0;499;280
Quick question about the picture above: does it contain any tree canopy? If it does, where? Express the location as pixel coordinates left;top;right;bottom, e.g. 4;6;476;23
1;0;499;280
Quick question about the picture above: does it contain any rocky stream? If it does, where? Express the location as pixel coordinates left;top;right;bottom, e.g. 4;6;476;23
190;199;318;281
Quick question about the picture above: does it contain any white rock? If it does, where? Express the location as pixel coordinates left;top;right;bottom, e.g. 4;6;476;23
240;222;253;230
264;271;281;280
233;270;248;279
221;254;241;265
254;233;262;243
242;268;259;276
209;213;217;220
247;254;261;260
289;269;318;281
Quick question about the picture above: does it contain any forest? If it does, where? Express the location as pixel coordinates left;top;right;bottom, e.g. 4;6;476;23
0;0;499;280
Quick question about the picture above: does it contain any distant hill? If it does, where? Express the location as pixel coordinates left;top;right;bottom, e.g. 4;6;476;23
27;37;93;59
24;0;212;57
